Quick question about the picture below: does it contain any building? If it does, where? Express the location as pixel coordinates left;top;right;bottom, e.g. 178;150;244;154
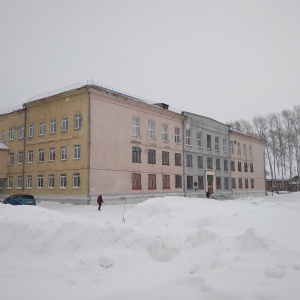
230;130;266;197
182;112;231;198
0;83;184;203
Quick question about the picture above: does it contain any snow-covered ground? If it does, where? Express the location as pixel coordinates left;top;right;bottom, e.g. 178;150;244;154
1;193;300;300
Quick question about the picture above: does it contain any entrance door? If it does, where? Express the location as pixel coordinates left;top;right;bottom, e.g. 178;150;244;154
207;174;214;194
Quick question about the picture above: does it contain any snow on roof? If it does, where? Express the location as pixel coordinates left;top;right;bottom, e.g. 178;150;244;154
0;142;9;150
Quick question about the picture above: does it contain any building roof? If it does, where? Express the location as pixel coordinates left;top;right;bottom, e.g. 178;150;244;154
0;142;9;150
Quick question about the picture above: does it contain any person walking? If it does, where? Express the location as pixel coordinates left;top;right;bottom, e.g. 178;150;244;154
97;194;104;211
206;191;211;199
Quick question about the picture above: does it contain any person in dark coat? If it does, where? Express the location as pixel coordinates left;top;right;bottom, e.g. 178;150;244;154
206;191;211;199
97;194;104;211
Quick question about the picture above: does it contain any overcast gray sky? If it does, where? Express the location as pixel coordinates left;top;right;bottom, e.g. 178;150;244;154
0;0;299;123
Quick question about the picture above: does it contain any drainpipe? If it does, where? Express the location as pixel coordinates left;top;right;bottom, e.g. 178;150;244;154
87;88;91;205
182;113;186;196
22;106;27;193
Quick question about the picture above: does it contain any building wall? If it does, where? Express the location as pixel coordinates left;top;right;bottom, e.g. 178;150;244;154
89;88;184;199
230;131;265;197
0;149;8;178
182;112;231;197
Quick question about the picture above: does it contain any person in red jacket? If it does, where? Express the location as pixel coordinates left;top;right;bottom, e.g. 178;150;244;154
97;194;104;211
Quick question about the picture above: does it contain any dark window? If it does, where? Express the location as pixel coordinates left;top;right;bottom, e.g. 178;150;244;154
162;175;170;189
251;179;254;188
198;176;204;189
216;177;221;189
245;178;249;188
224;177;229;189
132;173;141;189
232;178;236;188
186;154;193;167
231;160;235;171
148;149;156;164
244;162;248;172
224;160;228;171
207;157;213;169
162;151;169;165
132;147;141;163
175;175;182;188
238;162;242;171
216;159;220;170
239;178;243;188
198;156;203;168
250;163;254;172
207;134;211;149
175;153;181;166
187;176;193;189
148;174;156;189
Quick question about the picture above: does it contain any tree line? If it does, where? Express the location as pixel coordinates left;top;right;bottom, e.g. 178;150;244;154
228;105;300;186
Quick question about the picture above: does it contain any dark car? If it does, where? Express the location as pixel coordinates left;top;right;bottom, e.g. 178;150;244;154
2;194;37;206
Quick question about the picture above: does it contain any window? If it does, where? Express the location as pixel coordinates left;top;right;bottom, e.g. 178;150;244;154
207;135;211;149
175;127;181;144
73;144;81;159
29;124;34;137
186;154;193;167
148;174;156;189
60;174;67;188
48;174;55;188
224;177;229;189
231;160;235;171
37;175;43;188
26;175;32;189
0;178;4;189
9;128;15;140
74;114;82;129
243;144;247;157
198;156;203;168
28;150;33;163
187;176;193;189
251;179;254;188
238;178;243;189
8;153;14;165
216;158;220;170
197;132;202;148
49;147;56;161
62;117;68;132
207;157;213;169
230;141;234;154
18;151;24;164
148;120;155;139
132;147;141;163
215;137;220;151
237;142;241;155
186;129;192;146
39;122;45;135
162;124;168;142
175;175;182;188
250;163;254;172
223;138;227;152
132;173;141;189
216;177;221;189
73;173;80;188
245;178;249;188
148;149;156;164
224;159;228;171
198;176;204;189
162;151;169;165
175;153;181;166
132;117;140;137
1;130;6;142
232;178;236;189
19;126;24;139
8;176;13;189
60;146;67;160
244;162;248;172
50;119;56;134
238;161;242;171
249;145;253;157
162;175;170;189
17;176;23;189
38;149;44;162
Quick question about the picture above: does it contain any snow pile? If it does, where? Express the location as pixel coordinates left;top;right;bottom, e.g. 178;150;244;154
1;193;300;300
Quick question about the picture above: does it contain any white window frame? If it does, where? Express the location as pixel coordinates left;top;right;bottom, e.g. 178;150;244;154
8;153;14;165
1;130;6;142
38;149;44;162
230;141;234;154
39;122;45;136
37;175;43;188
17;176;23;189
26;175;32;189
197;132;202;148
7;176;13;189
48;174;55;188
29;124;34;137
61;117;68;132
9;128;15;140
73;144;81;159
215;137;220;151
49;147;56;161
132;116;140;137
223;138;227;152
73;173;80;188
186;129;192;146
28;150;33;163
243;144;247;157
60;145;67;160
18;151;24;164
237;142;241;155
50;119;56;134
249;145;253;157
60;174;67;188
162;124;169;142
74;114;82;129
148;120;155;139
19;126;24;139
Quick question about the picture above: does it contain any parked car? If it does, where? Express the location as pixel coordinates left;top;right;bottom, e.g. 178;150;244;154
2;194;36;206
